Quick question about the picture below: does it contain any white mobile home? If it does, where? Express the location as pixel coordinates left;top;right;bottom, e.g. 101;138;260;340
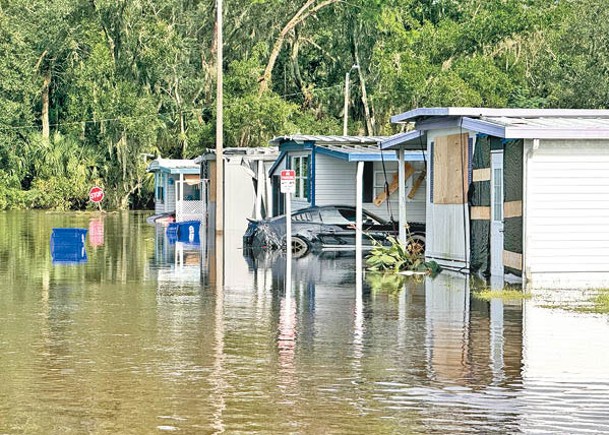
146;158;202;222
196;147;278;236
268;135;427;227
382;107;609;289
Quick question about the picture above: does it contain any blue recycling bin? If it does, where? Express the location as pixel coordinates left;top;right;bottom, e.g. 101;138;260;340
166;220;200;246
50;228;88;265
177;220;200;245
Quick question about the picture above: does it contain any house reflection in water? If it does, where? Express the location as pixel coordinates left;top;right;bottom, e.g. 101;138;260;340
425;272;524;388
152;224;202;286
243;249;524;391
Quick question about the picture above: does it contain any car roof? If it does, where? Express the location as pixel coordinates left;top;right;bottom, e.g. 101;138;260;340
293;205;389;223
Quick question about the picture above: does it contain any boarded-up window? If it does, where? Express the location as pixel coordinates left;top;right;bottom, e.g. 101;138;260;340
433;133;470;204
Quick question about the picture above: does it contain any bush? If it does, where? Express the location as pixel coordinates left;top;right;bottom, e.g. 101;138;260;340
0;171;28;210
28;176;89;210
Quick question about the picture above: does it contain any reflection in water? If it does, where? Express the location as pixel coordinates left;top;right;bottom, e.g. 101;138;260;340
2;211;609;433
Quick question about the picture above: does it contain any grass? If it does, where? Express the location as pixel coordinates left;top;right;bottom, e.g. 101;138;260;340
574;288;609;314
471;288;532;301
536;288;609;314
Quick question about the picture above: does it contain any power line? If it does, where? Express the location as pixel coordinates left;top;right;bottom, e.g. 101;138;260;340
0;109;202;132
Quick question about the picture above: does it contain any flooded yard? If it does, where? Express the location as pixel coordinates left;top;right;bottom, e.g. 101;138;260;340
1;211;609;433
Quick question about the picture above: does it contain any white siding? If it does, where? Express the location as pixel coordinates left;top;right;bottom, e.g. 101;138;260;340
315;155;426;223
425;128;476;269
315;154;356;206
525;139;609;288
225;160;257;234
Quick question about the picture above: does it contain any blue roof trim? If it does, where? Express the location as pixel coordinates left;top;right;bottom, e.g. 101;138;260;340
314;145;424;162
315;146;350;161
155;167;200;175
269;141;314;175
169;168;200;175
269;150;288;175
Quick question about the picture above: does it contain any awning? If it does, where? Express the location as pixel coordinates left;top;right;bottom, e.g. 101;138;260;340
184;174;200;186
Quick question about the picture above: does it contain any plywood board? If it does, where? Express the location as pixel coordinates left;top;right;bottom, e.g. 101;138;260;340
503;250;523;271
373;163;415;206
433;133;469;204
503;200;523;218
470;206;491;220
472;168;491;182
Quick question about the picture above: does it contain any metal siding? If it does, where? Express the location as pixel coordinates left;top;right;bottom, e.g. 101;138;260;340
314;154;357;207
525;140;609;282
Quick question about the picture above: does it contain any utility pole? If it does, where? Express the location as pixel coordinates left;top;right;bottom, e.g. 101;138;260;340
342;64;359;136
215;0;224;236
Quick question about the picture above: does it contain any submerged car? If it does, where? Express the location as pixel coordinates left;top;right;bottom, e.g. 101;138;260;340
243;205;425;258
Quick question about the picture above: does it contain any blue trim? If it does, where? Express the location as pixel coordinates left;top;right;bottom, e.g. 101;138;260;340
310;147;316;206
269;141;315;175
151;166;199;175
315;146;350;161
313;145;424;162
269;150;288;175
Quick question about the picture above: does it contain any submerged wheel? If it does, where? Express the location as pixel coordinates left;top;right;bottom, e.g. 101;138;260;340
407;234;426;256
291;236;310;259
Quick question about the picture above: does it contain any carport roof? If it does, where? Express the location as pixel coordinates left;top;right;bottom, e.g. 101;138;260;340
462;116;609;139
390;107;609;124
388;107;609;140
270;134;389;145
269;134;426;162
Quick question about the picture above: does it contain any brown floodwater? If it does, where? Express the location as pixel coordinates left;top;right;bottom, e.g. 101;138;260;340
1;210;609;434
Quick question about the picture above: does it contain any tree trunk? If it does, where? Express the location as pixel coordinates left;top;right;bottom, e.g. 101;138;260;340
258;0;339;96
352;31;375;135
42;70;51;141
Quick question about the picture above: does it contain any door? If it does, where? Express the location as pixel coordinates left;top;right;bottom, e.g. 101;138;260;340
490;152;504;276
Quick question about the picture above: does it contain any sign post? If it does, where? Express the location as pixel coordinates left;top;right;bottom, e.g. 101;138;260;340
280;170;296;276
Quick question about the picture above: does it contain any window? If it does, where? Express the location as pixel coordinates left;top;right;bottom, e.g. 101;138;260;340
291;155;310;200
156;173;165;203
292;210;321;223
493;167;503;222
374;171;390;200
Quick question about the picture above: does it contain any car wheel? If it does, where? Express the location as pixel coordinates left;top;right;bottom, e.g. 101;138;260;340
291;236;310;259
407;234;425;256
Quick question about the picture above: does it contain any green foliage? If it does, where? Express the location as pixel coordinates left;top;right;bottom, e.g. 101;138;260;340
28;176;89;211
0;0;607;208
365;272;406;294
365;235;440;275
472;289;532;301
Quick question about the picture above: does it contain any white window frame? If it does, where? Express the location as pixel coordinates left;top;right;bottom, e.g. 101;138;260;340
291;154;310;200
373;170;415;202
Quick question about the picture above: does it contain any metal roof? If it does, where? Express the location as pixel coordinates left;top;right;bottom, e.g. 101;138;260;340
270;134;391;145
314;143;425;162
146;158;200;174
391;107;609;124
379;130;428;150
194;147;278;163
462;116;609;139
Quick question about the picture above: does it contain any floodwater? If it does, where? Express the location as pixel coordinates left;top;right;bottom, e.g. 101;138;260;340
1;211;609;434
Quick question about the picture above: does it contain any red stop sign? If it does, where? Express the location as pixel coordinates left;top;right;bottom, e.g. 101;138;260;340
89;186;104;203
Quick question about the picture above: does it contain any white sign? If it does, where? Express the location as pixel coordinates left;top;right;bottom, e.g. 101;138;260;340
280;169;296;193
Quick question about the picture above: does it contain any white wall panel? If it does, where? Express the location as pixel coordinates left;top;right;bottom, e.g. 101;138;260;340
525;139;609;286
